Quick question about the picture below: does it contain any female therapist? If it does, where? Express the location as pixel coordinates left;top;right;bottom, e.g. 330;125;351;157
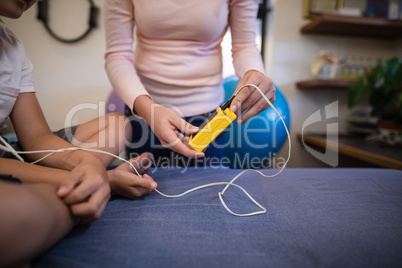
104;0;275;165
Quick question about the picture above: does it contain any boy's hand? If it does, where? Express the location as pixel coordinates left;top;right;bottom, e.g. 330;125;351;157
57;157;111;222
108;152;158;199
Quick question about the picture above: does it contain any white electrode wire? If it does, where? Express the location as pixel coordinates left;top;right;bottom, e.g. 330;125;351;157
155;84;291;216
0;145;131;167
0;142;267;215
0;136;25;162
219;84;291;196
0;84;290;217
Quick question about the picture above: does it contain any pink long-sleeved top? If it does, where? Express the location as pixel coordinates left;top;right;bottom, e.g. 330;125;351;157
104;0;265;117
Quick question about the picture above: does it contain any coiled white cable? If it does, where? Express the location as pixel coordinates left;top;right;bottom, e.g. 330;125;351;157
0;84;290;217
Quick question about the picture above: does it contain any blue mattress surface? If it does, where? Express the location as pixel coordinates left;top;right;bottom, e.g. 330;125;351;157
34;167;402;268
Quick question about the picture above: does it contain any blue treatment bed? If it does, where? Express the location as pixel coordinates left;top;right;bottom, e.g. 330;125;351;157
34;167;402;268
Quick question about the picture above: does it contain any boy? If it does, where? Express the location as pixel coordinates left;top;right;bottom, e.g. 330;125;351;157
0;0;156;266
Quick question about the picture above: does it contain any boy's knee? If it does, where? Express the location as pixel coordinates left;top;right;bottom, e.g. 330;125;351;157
0;183;65;225
0;182;73;267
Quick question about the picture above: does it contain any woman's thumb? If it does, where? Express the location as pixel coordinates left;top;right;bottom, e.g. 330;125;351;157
177;118;199;135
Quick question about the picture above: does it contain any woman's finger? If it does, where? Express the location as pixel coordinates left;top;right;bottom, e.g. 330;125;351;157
160;127;204;158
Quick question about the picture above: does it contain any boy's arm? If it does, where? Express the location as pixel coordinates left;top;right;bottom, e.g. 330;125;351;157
10;92;110;221
0;158;67;185
10;93;96;169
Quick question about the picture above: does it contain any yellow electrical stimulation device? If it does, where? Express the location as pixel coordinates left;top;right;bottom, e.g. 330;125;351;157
189;97;237;152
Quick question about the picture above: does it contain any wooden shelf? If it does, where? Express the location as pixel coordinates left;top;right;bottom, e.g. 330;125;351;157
301;15;402;39
296;79;356;89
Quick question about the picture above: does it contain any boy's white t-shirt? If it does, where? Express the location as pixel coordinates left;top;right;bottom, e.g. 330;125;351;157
0;23;35;128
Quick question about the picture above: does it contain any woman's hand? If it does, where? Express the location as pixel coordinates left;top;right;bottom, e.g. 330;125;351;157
108;152;158;199
230;70;275;125
134;96;205;158
56;156;111;222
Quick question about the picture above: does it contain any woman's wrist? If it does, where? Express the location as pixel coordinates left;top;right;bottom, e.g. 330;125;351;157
133;95;154;122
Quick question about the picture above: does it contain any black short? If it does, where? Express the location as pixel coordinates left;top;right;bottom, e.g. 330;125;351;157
0;174;22;184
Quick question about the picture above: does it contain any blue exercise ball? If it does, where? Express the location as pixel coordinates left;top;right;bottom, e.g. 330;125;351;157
220;75;291;169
